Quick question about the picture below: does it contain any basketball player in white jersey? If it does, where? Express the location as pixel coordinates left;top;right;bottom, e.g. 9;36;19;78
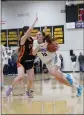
32;33;83;97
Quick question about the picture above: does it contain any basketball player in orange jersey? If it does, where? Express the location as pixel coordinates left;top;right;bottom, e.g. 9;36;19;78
5;15;38;97
32;33;83;97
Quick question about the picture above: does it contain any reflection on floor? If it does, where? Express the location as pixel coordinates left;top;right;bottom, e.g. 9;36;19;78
1;73;84;114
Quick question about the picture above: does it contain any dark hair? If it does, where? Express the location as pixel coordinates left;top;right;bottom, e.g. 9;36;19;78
19;26;29;45
22;26;29;33
20;26;29;37
42;32;45;37
44;35;52;44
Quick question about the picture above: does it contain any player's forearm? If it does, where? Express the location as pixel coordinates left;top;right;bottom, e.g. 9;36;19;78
20;16;38;45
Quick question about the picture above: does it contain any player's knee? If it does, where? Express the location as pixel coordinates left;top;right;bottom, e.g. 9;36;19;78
18;76;24;81
28;73;34;81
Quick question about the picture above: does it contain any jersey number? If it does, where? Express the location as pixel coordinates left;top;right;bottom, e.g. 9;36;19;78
42;53;47;56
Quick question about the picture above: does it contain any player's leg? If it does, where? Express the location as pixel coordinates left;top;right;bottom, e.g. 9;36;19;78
26;66;34;98
49;66;83;96
5;64;25;96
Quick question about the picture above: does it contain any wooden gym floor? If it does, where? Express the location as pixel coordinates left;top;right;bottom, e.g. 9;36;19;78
1;73;84;114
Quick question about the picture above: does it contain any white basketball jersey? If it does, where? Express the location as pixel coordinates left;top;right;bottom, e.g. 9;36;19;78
33;40;61;69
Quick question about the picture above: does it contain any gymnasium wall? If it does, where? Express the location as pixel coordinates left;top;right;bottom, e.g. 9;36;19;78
1;1;84;71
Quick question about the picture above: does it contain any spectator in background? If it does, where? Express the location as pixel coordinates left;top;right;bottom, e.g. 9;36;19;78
7;47;12;59
11;50;18;74
3;55;8;76
11;56;16;75
9;47;13;54
8;57;12;75
7;52;12;59
71;53;77;73
78;52;84;72
59;54;64;71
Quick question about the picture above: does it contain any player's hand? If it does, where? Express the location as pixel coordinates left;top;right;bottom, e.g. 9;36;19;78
35;13;38;21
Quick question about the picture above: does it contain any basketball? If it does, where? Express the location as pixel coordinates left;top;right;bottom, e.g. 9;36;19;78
47;43;57;52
